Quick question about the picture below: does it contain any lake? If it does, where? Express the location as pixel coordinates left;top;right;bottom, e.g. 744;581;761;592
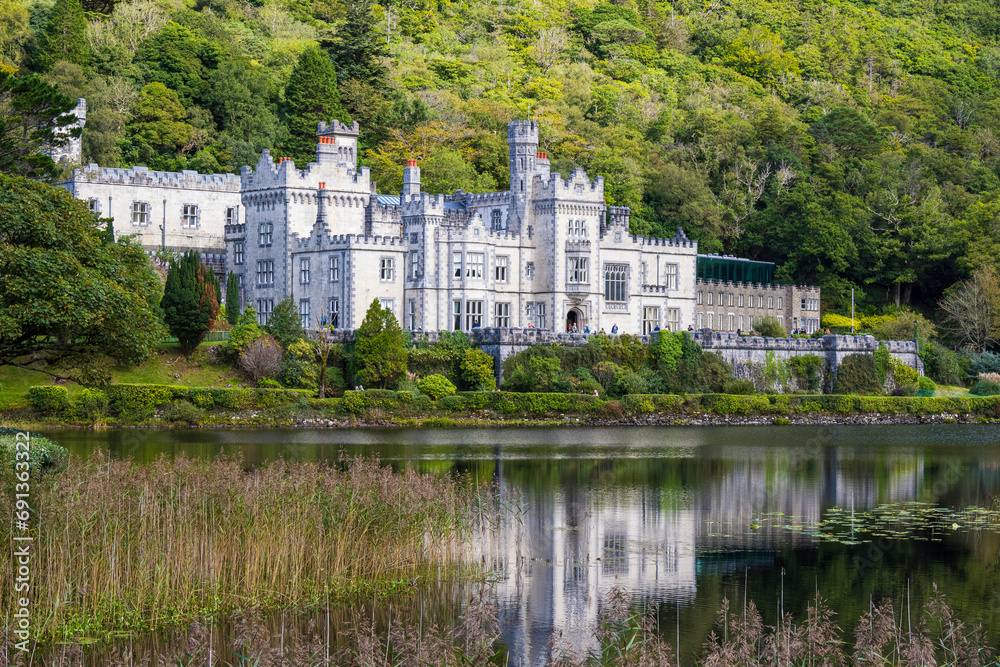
39;424;1000;665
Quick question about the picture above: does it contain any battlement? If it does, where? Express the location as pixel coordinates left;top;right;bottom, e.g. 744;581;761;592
71;164;240;191
291;231;408;250
224;223;245;239
533;169;604;198
507;120;539;141
317;119;359;136
463;191;510;207
242;149;371;192
697;278;820;293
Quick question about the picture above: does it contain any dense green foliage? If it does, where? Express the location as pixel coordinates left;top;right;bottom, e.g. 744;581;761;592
0;71;81;180
752;315;786;338
161;250;220;357
459;347;497;391
266;296;304;348
353;298;407;388
27;385;70;414
280;46;350;166
969;378;1000;396
833;354;880;395
225;272;240;325
0;176;165;383
36;0;87;70
417;373;457;399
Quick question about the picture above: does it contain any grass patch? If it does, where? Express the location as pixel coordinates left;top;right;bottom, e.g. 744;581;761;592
0;453;490;642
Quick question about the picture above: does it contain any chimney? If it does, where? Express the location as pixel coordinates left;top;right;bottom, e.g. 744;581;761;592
315;183;328;228
402;159;420;197
535;150;550;179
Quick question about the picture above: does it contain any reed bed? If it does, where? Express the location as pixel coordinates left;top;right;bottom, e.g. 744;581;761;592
0;452;489;641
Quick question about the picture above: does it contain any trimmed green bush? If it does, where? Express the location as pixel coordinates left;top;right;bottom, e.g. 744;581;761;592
918;376;935;392
418;374;457;400
833;355;880;395
187;389;215;408
460;348;497;391
723;379;756;395
257;378;283;389
163;401;206;424
0;432;68;481
77;388;109;420
439;394;466;411
106;384;183;416
28;386;71;415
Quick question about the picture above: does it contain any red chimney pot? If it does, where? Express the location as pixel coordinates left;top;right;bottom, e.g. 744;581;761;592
406;159;418;167
319;182;326;189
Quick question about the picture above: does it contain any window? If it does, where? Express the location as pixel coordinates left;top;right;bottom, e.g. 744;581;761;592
453;301;462;330
604;264;628;302
568;219;586;237
642;306;659;334
258;222;272;246
491;209;502;231
87;198;100;214
380;298;394;314
410;251;419;279
568;257;588;283
330;298;340;328
748;315;754;329
466;253;483;279
535;302;546;329
697;291;703;305
453;251;462;278
746;293;753;307
225;207;237;225
663;264;678;290
768;296;773;309
131;201;149;226
758;295;764;308
494;302;510;327
697;312;703;328
526;262;534;279
495;256;509;282
739;315;744;331
300;258;310;285
707;292;713;306
233;242;244;265
380;257;394;281
408;300;416;330
256;260;274;287
801;298;819;311
729;314;735;331
777;297;783;310
708;313;714;329
329;256;340;281
718;292;724;305
256;299;274;325
739;294;744;307
465;300;483;330
181;203;199;228
667;308;680;331
299;299;310;328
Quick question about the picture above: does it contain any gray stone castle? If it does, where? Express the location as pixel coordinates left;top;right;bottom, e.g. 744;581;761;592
61;117;821;335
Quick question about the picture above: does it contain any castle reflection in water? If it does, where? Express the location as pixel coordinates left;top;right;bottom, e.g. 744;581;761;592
485;442;928;665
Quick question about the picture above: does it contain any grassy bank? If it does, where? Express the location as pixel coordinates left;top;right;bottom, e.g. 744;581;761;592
0;453;491;642
6;383;1000;429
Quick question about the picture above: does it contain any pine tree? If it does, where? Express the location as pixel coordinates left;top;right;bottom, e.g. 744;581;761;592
36;0;88;70
353;298;407;388
331;0;389;88
0;71;79;181
280;47;350;167
161;251;219;357
225;272;241;325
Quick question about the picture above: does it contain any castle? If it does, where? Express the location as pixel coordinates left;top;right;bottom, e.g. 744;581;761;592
61;117;821;335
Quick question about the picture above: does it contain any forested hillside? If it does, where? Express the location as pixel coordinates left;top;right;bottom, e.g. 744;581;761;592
3;0;1000;316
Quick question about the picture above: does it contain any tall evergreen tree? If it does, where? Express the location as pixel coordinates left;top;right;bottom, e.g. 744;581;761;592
0;71;79;180
225;272;241;325
161;251;219;357
36;0;87;70
280;47;350;167
330;0;389;88
353;298;407;388
102;217;114;244
266;295;303;348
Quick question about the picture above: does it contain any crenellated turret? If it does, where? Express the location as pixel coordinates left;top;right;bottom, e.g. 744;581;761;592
507;120;539;232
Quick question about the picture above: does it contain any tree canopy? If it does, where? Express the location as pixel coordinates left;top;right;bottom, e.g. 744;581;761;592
353;298;407;388
0;175;165;382
161;250;220;357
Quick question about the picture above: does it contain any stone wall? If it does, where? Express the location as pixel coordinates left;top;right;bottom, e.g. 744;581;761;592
319;327;923;385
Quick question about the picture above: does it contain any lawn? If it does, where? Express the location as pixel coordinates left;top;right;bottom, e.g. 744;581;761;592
0;342;246;409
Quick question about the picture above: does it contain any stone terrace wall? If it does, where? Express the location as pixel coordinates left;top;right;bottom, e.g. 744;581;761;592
320;327;923;385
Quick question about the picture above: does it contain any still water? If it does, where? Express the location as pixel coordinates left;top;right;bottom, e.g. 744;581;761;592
42;424;1000;664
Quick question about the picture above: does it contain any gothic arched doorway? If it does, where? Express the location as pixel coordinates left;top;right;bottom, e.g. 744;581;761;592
566;308;582;333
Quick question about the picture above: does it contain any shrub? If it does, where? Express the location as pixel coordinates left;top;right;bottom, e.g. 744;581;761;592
752;315;787;338
239;335;283;384
188;389;215;408
0;433;68;481
227;306;264;358
890;358;919;390
723;378;756;395
418;374;457;400
833;354;880;395
614;369;648;396
77;388;109;420
163;401;206;424
969;379;1000;396
874;343;891;388
106;384;181;416
279;339;318;389
577;379;603;395
257;378;282;389
354;299;408;388
590;361;622;393
266;296;304;348
918;376;936;392
438;394;466;411
700;352;732;393
967;352;1000;379
28;386;71;415
460;348;496;391
919;341;966;386
789;355;823;392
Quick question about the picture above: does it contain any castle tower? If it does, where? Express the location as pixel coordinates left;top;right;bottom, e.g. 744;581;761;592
402;159;420;198
316;120;360;169
507;120;539;232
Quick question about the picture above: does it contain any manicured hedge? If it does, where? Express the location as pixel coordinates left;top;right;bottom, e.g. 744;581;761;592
104;384;311;416
28;386;71;415
105;384;185;415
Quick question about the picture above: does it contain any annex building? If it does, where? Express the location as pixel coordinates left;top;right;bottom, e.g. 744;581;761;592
59;113;820;335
